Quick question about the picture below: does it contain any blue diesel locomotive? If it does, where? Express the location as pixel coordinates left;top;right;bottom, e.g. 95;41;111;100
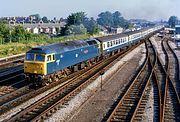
24;26;163;84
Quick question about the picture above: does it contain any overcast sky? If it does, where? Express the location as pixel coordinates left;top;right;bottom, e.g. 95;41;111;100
0;0;179;21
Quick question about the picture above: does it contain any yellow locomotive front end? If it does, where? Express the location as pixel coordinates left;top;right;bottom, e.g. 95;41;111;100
24;53;46;82
24;60;46;75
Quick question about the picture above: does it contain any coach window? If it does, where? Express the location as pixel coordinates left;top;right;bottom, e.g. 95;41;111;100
107;42;110;47
111;41;113;46
103;44;106;49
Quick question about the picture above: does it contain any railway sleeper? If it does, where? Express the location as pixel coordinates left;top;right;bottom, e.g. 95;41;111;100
119;106;132;109
116;109;131;113
136;111;144;115
113;115;132;120
134;117;142;122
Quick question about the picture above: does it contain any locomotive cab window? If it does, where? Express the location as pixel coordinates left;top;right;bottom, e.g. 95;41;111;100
36;54;45;62
26;53;34;61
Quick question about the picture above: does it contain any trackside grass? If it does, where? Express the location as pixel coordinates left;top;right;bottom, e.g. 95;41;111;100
0;34;96;58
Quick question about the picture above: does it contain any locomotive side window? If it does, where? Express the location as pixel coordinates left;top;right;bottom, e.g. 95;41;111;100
53;54;55;60
26;53;34;61
47;55;51;61
46;54;55;62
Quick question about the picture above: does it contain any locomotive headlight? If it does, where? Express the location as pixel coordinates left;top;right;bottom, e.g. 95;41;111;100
37;75;43;81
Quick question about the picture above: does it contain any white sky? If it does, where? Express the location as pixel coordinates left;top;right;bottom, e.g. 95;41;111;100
0;0;179;21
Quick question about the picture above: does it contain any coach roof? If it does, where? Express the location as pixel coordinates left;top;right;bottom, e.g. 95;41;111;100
96;33;128;42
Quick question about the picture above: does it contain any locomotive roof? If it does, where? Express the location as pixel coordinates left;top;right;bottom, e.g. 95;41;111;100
96;33;127;42
27;40;89;54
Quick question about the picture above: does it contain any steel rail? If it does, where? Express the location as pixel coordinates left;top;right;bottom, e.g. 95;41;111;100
166;39;180;96
161;38;180;122
130;39;161;122
107;39;152;122
0;54;24;69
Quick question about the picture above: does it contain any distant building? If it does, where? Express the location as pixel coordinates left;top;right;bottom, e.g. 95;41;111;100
164;27;175;34
49;27;57;35
25;27;31;32
111;27;123;34
99;26;108;35
32;27;39;34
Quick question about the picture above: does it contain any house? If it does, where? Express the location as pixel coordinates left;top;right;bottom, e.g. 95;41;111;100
99;26;108;35
49;27;57;35
26;27;31;32
111;27;123;34
32;27;39;34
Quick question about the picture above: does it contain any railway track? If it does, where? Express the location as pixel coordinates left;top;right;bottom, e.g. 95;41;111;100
107;39;156;122
0;65;27;104
131;39;161;122
161;37;180;122
106;35;178;122
0;54;24;70
0;65;24;85
0;67;88;116
0;79;28;97
0;65;25;98
162;38;180;83
6;39;145;122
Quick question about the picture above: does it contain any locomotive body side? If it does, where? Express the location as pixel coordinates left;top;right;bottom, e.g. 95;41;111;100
24;39;99;82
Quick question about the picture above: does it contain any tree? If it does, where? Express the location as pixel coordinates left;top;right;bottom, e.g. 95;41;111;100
12;25;26;42
67;12;87;25
97;11;130;29
42;16;49;23
112;11;122;27
64;24;87;35
168;16;178;28
29;14;41;21
97;11;113;27
0;21;11;42
83;17;100;34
